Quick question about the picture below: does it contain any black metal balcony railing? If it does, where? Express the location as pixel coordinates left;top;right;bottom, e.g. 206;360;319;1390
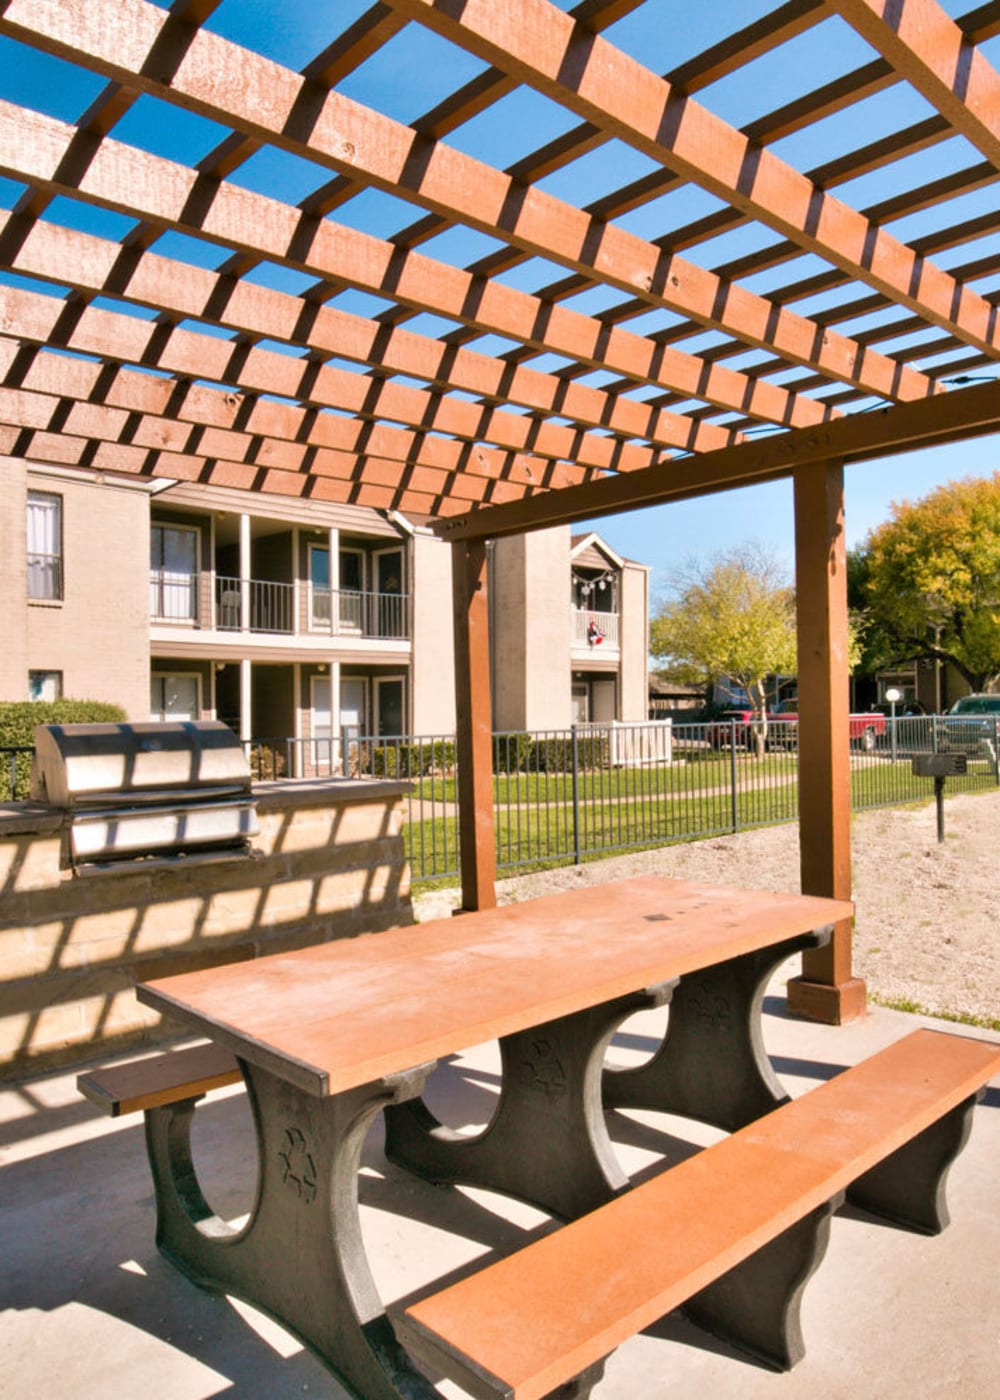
310;586;410;640
215;576;294;634
150;572;411;639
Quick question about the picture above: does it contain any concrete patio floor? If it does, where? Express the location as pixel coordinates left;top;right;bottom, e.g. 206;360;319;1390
2;990;998;1400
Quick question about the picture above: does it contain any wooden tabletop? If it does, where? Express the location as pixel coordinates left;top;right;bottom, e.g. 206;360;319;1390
137;876;853;1096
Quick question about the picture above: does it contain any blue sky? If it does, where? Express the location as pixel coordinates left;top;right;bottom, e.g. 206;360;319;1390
1;0;998;597
594;431;1000;597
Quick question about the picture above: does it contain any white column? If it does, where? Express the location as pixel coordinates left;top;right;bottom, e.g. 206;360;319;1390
292;661;302;778
239;512;251;633
328;526;339;634
240;657;252;744
292;527;301;637
330;658;342;772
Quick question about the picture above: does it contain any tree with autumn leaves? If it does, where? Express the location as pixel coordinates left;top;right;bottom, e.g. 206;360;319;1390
650;545;797;746
850;472;1000;693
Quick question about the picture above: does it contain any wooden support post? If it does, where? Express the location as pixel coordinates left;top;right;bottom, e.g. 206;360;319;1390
787;463;867;1025
452;537;497;912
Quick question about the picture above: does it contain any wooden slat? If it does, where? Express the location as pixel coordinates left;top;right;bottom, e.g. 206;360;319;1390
385;0;999;360
431;378;1000;540
0;102;816;432
77;1042;240;1117
831;0;1000;170
0;0;936;408
136;877;852;1096
0;268;692;473
0;339;601;493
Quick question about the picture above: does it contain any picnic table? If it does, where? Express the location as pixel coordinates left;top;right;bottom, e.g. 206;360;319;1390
130;875;844;1397
111;875;1000;1399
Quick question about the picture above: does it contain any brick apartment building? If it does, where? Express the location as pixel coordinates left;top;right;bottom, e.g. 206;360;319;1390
2;458;650;749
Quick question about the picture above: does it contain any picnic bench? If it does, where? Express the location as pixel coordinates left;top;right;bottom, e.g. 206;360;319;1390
75;875;1000;1400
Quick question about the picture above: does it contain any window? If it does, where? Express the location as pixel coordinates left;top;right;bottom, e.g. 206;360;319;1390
150;674;200;721
29;670;62;702
26;491;63;600
150;524;199;621
309;544;332;628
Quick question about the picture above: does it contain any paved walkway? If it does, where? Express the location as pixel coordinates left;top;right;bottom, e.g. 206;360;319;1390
2;992;998;1399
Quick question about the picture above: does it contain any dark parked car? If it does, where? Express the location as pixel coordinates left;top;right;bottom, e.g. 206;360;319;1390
940;694;1000;759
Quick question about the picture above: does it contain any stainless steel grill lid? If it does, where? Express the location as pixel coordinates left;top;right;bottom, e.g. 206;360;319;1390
32;720;258;869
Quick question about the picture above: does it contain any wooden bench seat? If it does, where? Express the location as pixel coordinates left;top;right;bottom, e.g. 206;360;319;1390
77;1042;241;1117
396;1028;1000;1400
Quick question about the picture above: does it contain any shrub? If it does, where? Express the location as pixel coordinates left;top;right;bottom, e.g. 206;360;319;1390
371;739;456;778
0;699;127;801
493;732;532;773
531;734;610;773
249;743;288;782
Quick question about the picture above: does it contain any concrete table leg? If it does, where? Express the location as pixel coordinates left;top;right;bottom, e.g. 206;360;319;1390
144;1060;438;1400
384;985;675;1220
604;929;831;1130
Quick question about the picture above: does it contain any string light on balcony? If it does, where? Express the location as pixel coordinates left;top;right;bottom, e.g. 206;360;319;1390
572;568;615;597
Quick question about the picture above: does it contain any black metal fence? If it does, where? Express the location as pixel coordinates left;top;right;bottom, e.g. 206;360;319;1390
5;716;997;884
243;714;999;884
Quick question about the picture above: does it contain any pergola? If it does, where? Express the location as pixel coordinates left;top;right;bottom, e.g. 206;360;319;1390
3;0;1000;1023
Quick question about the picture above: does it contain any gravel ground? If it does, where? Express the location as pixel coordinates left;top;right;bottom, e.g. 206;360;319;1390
414;788;1000;1025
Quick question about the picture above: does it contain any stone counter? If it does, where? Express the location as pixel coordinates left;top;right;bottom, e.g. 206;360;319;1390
0;778;413;1078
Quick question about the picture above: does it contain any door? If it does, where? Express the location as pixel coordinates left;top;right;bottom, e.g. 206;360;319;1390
310;674;334;771
340;677;368;774
151;525;199;621
571;683;589;724
592;678;617;722
376;677;405;737
340;678;368;734
308;544;331;629
339;548;364;631
374;547;405;637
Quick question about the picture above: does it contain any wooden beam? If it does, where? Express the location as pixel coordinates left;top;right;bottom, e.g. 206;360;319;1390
0;229;695;469
0;421;468;515
0;336;599;495
0;0;938;406
787;463;866;1024
451;538;497;911
830;0;1000;170
385;0;1000;359
432;379;1000;540
0;379;587;509
0;101;812;432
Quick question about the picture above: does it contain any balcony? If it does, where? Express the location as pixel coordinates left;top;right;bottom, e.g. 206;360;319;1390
215;576;293;634
309;585;410;640
149;572;411;641
571;608;620;651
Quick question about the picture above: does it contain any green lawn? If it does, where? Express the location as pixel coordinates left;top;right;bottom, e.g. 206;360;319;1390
406;752;998;886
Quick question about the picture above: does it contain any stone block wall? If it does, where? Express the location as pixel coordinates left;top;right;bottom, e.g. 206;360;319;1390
0;778;413;1078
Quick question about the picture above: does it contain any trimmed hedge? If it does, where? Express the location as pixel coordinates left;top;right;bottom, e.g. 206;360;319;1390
371;739;456;778
493;732;532;773
530;734;610;772
0;699;127;800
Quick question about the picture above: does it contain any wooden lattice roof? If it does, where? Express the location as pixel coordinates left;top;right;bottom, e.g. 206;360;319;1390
2;0;1000;538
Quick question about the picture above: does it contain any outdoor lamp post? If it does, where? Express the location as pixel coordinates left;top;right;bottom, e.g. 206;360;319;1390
885;687;902;763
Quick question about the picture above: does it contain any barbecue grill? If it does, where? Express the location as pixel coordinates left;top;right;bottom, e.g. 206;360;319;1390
31;720;258;873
